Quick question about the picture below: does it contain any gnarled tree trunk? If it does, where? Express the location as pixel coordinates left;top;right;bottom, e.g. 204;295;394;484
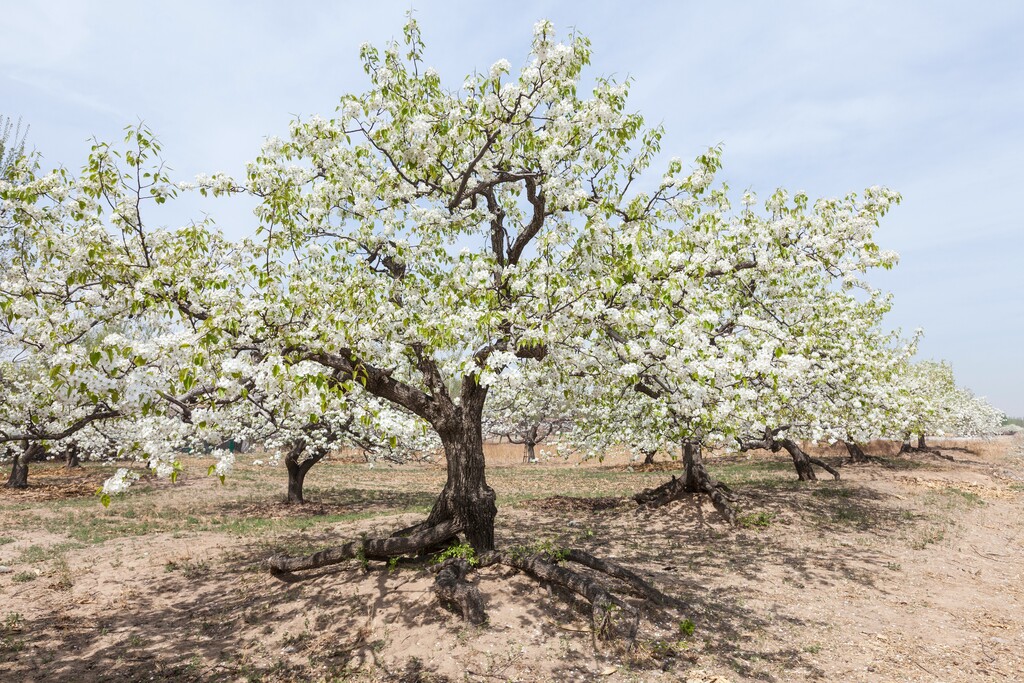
6;442;42;489
779;439;840;481
844;441;869;463
523;440;537;464
283;440;329;504
917;433;927;450
642;448;656;465
424;383;497;552
634;442;736;523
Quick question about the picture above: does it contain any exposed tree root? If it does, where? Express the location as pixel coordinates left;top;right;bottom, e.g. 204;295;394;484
267;520;461;574
480;550;639;642
561;549;683;609
268;521;678;645
898;442;948;459
430;558;486;624
633;444;737;524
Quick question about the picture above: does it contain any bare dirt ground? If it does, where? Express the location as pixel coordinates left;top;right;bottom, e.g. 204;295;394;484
0;436;1021;682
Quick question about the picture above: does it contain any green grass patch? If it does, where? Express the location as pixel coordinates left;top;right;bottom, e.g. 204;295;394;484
737;511;775;529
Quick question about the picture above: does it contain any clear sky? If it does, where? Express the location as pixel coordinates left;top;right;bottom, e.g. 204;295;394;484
3;1;1022;415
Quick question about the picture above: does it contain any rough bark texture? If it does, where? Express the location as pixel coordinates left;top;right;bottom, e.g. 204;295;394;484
431;558;486;624
283;440;329;504
269;527;676;642
524;440;537;464
779;439;840;481
480;550;639;642
844;441;870;463
642;449;656;466
425;383;497;552
562;549;682;608
267;520;461;574
918;434;927;450
5;442;41;489
633;443;737;524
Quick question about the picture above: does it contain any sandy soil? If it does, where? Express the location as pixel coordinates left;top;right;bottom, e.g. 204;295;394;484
0;436;1021;682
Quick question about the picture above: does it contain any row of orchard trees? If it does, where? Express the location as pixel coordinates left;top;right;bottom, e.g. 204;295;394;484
0;20;1002;546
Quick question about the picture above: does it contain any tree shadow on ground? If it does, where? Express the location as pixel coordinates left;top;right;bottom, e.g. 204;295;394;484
212;487;438;518
0;529;466;682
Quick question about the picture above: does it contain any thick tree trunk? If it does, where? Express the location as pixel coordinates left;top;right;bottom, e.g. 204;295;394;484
426;384;497;552
634;442;736;523
65;445;82;470
642;449;656;465
5;442;41;489
917;434;927;450
779;439;840;481
284;442;307;504
844;441;869;463
523;440;537;464
284;441;328;504
780;439;817;481
898;438;913;455
285;459;309;504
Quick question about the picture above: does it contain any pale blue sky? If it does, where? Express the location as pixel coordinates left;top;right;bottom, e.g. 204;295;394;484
3;1;1022;414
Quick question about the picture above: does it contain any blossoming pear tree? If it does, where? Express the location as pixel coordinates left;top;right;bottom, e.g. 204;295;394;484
0;155;160;486
482;360;574;463
574;169;903;517
186;351;438;503
893;359;1003;454
23;20;685;632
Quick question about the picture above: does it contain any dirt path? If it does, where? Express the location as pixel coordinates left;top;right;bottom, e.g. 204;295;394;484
0;437;1021;682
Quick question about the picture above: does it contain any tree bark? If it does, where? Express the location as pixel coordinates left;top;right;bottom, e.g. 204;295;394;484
284;441;308;504
642;449;656;465
284;440;329;504
5;442;41;489
780;439;816;480
268;520;461;573
844;441;869;463
634;442;736;523
65;444;82;470
779;439;840;481
425;382;497;552
524;440;537;464
917;433;927;450
431;558;486;624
